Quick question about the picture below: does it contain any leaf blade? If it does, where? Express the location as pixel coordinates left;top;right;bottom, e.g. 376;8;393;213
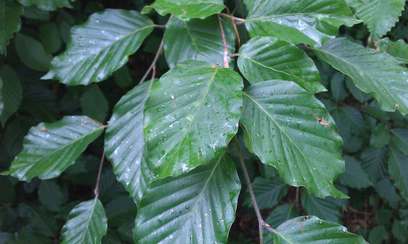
134;155;241;244
144;61;243;179
238;36;325;93
43;9;154;85
314;38;408;115
241;80;346;198
151;0;224;20
61;198;108;244
8;116;104;181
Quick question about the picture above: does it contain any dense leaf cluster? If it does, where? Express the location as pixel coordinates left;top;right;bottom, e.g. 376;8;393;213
1;0;408;243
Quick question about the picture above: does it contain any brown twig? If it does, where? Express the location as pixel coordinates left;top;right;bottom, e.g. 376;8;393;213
234;139;280;244
94;151;105;198
219;13;245;24
223;7;241;48
138;39;165;84
218;16;230;68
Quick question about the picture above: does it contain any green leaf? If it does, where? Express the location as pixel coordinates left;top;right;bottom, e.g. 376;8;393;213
314;38;408;115
339;156;372;189
345;0;405;38
39;23;62;54
241;80;346;198
245;177;288;209
38;180;66;212
105;82;151;203
388;147;408;202
61;198;108;244
15;33;52;71
0;78;3;116
370;123;390;148
238;37;325;93
360;147;387;183
8;116;104;181
331;106;366;153
144;61;243;179
374;178;400;208
18;0;72;11
133;155;240;244
271;216;366;243
301;192;346;222
0;65;22;126
378;38;408;64
391;129;408;154
244;0;359;46
150;0;224;21
164;16;235;68
80;85;109;122
265;203;300;228
0;0;23;55
43;9;154;85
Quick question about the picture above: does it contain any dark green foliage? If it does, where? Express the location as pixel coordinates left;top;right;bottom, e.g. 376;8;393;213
1;0;408;243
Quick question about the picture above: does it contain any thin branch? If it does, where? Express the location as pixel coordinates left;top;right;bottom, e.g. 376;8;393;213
234;138;280;243
94;151;105;198
219;13;245;24
223;7;241;48
138;39;165;84
218;16;230;68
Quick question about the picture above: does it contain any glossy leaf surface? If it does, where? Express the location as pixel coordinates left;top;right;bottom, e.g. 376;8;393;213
61;198;108;244
8;116;104;181
271;216;367;243
315;38;408;115
238;37;325;93
150;0;224;20
144;61;243;179
241;80;346;198
346;0;405;38
105;82;151;203
244;0;359;45
164;16;235;68
134;155;240;244
43;9;154;85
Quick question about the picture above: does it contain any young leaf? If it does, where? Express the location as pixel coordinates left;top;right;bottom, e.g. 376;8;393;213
388;147;408;202
43;9;154;85
61;198;108;244
164;16;235;68
8;116;104;181
18;0;72;11
241;80;346;198
346;0;405;38
0;0;23;55
105;82;151;203
237;37;325;93
269;216;367;243
134;155;240;244
244;0;359;46
150;0;224;21
144;61;243;179
314;38;408;115
0;65;22;125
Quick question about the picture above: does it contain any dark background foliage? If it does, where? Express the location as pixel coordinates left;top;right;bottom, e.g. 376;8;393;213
1;0;408;243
